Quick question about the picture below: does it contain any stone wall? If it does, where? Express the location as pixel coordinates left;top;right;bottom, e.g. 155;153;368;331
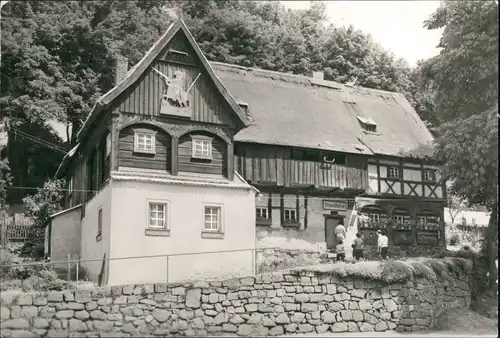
0;268;471;338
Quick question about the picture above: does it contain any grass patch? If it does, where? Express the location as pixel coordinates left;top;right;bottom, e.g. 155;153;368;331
432;307;497;334
289;257;472;283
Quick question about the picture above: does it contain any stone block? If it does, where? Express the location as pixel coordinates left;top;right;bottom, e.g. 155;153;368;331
359;322;374;332
375;321;389;331
55;310;74;319
2;318;30;329
17;295;33;306
331;322;348;332
298;323;314;332
383;298;398;312
301;303;318;312
33;297;47;306
74;290;92;303
268;325;284;336
47;292;64;303
68;319;88;332
348;321;359;332
321;311;335;324
21;305;38;317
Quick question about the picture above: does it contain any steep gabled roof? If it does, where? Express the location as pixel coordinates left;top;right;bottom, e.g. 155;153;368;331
211;62;435;157
77;20;250;142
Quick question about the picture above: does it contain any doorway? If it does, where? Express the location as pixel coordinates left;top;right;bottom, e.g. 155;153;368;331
324;216;344;251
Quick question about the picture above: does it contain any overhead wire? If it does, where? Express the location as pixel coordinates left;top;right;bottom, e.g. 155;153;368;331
6;126;69;153
6;185;357;200
7;127;68;154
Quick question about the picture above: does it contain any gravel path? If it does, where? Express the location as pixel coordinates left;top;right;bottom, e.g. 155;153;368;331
281;331;497;337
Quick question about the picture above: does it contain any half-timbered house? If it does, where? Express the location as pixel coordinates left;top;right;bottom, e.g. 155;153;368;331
48;20;445;285
212;63;446;255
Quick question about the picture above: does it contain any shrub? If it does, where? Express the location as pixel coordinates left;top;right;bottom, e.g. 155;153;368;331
380;260;413;283
408;260;437;280
449;233;461;246
425;259;448;279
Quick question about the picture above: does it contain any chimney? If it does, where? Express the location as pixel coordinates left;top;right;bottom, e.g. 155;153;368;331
312;71;324;80
115;55;129;85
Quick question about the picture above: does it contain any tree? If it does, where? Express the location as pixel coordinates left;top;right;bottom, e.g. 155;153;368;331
422;0;498;290
1;0;428;209
22;178;65;227
1;1;175;203
446;195;469;224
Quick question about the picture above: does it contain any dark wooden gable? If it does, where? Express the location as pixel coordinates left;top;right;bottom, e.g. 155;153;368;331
114;30;239;128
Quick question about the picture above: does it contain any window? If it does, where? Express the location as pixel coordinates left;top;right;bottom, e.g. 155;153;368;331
283;208;298;224
148;202;167;229
192;136;212;160
387;167;400;179
418;216;427;225
204;206;222;232
392;215;410;224
134;130;156;154
291;149;319;162
423;170;435;182
356;116;378;133
97;208;102;241
321;152;346;165
368;213;380;222
256;207;269;219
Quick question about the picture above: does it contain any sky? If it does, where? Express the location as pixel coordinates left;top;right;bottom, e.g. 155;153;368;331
282;1;444;67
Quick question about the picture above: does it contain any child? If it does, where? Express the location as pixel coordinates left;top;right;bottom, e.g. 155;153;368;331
336;239;345;262
352;232;364;261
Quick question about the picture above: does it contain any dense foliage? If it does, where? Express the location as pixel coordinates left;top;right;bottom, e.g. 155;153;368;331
1;1;434;204
22;178;65;227
419;0;498;290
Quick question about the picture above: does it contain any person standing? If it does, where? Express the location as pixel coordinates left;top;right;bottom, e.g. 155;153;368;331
334;220;346;249
377;230;389;260
352;232;364;261
335;239;345;262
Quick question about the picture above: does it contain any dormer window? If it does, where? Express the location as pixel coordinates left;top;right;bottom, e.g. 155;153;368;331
192;135;212;160
133;129;156;154
237;100;249;114
357;116;378;133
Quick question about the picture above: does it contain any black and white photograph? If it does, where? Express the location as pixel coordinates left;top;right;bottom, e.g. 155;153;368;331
0;1;498;337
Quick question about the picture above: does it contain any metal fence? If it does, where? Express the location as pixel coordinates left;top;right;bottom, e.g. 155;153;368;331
0;219;38;244
1;248;259;289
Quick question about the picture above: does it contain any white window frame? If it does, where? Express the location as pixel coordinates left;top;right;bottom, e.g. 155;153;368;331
147;201;169;230
203;204;223;233
284;208;297;223
387;167;400;179
191;135;213;160
133;129;157;154
392;215;411;224
423;170;435;182
368;213;380;222
256;207;269;219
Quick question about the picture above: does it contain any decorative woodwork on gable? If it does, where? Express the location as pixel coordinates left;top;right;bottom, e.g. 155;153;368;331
114;30;237;128
156;32;198;66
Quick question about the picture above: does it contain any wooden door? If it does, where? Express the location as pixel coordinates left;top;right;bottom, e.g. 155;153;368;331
325;217;341;250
